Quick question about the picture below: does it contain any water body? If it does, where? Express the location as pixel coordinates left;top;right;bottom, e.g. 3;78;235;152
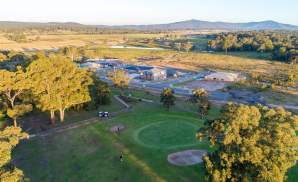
110;45;165;51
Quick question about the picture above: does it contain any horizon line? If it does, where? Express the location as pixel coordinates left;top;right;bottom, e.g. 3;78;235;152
0;19;297;27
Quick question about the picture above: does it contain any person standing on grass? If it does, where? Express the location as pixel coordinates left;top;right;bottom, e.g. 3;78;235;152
120;153;124;162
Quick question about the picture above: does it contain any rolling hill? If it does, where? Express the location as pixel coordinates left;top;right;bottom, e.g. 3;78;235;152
115;19;298;31
0;19;297;31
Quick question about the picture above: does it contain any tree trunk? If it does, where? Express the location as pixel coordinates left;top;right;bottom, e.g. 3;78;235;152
10;100;14;108
225;48;228;54
59;108;65;122
7;96;15;109
5;91;18;109
50;110;56;125
13;119;17;127
120;88;124;97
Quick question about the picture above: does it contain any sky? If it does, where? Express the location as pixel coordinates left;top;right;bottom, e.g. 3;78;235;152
0;0;297;25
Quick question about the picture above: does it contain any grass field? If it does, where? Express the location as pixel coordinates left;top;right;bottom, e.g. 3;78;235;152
91;48;294;77
12;90;298;182
0;33;166;51
213;51;272;60
12;92;213;182
14;101;208;181
1;31;294;76
134;120;200;149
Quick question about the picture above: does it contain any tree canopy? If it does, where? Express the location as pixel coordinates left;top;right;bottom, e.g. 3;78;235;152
160;88;175;110
198;103;298;182
95;79;111;106
189;88;210;118
0;67;30;109
0;127;28;182
27;55;93;123
108;69;131;96
208;31;298;63
7;104;32;127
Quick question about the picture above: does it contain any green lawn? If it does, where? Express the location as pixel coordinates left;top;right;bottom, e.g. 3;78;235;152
134;120;200;149
13;95;211;182
14;125;149;182
12;89;298;182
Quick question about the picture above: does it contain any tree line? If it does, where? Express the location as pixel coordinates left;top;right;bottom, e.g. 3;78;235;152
0;23;164;35
0;53;112;127
208;31;298;63
4;33;27;43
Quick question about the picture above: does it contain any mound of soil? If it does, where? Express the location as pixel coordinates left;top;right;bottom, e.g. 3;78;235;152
110;124;125;133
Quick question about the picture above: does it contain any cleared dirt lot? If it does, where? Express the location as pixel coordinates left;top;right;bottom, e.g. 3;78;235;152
183;80;228;92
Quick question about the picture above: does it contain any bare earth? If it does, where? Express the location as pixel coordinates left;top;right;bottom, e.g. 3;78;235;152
184;80;227;92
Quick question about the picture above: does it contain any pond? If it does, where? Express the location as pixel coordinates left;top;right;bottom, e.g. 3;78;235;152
110;45;165;50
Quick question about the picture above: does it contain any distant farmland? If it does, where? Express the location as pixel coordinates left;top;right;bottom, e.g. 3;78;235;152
0;33;166;51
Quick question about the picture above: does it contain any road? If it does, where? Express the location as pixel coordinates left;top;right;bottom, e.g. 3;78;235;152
99;73;298;112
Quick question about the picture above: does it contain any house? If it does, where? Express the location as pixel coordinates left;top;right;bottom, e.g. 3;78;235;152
125;65;153;74
128;73;140;79
204;72;243;82
142;68;167;81
98;60;122;68
81;59;122;69
166;69;178;78
124;65;167;80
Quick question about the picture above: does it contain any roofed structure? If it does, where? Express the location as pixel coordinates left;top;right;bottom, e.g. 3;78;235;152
141;67;167;80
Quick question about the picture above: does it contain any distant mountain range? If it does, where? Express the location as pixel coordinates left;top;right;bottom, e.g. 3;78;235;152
0;19;297;31
0;21;91;29
113;20;298;31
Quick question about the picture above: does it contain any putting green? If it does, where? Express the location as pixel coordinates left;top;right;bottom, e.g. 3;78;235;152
134;121;200;149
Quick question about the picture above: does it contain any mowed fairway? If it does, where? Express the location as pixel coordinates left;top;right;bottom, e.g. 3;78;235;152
12;92;298;182
135;120;200;149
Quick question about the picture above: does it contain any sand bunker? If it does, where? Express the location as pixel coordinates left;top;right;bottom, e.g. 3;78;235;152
167;150;207;166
